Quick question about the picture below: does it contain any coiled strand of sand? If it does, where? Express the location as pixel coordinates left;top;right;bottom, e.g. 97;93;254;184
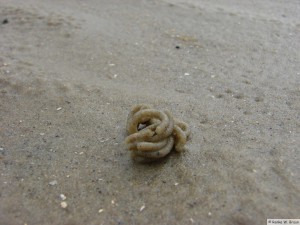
125;104;190;161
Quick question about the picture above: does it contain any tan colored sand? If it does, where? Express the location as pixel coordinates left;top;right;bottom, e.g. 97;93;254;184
0;0;299;224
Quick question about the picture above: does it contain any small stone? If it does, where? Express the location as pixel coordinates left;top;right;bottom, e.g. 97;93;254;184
49;180;58;186
60;201;68;208
59;194;66;200
56;107;62;111
184;73;190;76
2;19;8;24
208;212;212;216
175;45;180;49
174;182;179;186
98;209;104;213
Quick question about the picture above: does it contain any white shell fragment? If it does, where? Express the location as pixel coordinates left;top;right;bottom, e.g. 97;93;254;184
60;201;68;208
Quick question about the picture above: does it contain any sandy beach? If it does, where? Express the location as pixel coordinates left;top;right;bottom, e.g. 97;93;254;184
0;0;299;224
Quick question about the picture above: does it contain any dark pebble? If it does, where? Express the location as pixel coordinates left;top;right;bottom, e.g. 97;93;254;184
175;45;180;49
2;19;9;24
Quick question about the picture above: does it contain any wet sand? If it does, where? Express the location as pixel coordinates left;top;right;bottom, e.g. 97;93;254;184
0;0;299;224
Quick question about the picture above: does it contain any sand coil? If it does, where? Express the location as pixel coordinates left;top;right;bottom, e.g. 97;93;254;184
125;104;190;161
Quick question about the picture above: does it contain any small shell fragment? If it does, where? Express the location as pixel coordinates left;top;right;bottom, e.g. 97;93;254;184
140;204;145;212
49;180;58;186
60;201;68;208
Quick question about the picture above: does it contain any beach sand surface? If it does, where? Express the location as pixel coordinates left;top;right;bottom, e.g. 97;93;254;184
0;0;299;224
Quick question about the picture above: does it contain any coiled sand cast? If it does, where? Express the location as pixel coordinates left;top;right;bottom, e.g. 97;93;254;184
125;104;191;161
